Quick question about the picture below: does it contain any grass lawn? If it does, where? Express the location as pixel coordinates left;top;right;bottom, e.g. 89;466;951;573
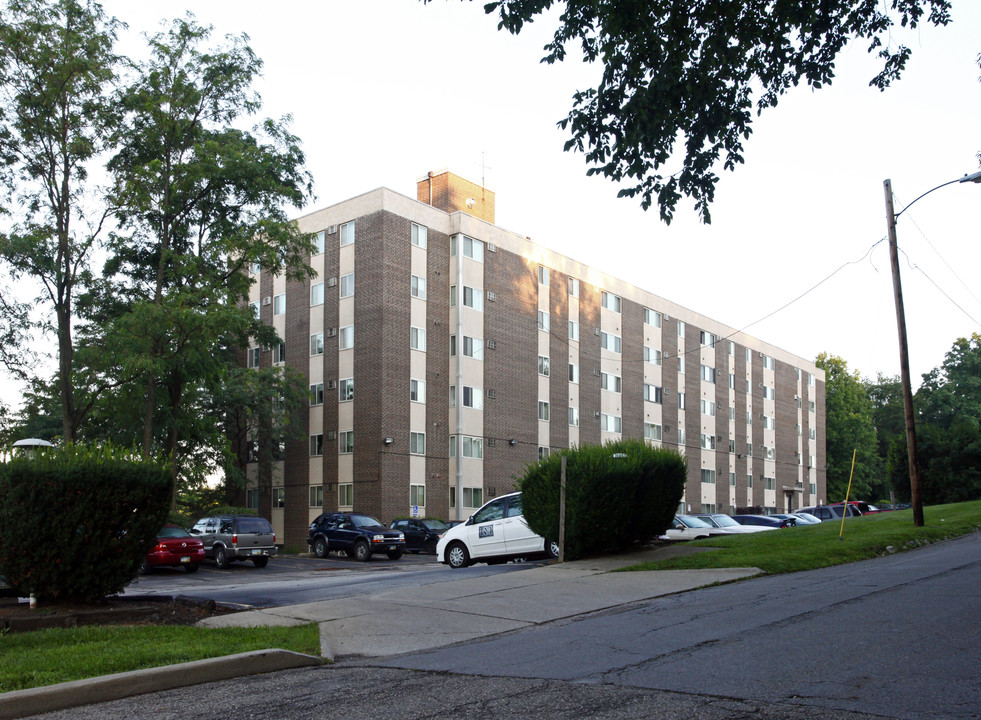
0;623;321;693
620;500;981;574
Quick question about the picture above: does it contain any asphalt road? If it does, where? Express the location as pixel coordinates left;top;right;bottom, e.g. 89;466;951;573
30;533;981;720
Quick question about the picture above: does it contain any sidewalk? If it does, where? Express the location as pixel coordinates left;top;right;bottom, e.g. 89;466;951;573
0;546;760;719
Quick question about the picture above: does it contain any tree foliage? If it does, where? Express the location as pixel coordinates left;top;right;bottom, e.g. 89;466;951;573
816;352;878;502
464;0;952;222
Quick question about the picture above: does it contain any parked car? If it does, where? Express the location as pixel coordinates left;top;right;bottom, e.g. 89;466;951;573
694;513;777;534
390;518;449;554
848;501;882;514
662;515;733;541
140;524;206;574
307;512;405;561
790;512;822;525
731;514;795;528
437;491;559;569
189;514;278;568
798;504;863;521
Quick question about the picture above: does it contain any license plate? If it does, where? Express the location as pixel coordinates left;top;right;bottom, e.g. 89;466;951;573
180;556;190;563
252;549;264;555
388;545;396;551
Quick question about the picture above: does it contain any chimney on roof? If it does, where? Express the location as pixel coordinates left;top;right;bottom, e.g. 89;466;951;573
417;170;495;224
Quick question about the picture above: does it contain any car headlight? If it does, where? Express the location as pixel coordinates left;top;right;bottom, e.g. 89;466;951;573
372;534;385;542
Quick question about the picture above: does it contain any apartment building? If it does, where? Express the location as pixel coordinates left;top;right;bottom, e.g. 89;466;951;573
243;170;826;547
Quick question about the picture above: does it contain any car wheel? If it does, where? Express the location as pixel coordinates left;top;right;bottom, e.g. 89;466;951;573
184;564;199;574
387;548;403;560
354;540;371;562
446;542;470;569
138;559;151;575
214;546;231;569
313;537;328;558
545;538;560;559
252;556;269;568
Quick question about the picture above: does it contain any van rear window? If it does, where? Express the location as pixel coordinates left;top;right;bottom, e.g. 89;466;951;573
237;517;273;533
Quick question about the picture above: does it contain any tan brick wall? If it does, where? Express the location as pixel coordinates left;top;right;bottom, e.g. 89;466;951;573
417;170;495;224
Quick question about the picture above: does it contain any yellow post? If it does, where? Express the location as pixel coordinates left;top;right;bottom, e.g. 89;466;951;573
839;449;857;540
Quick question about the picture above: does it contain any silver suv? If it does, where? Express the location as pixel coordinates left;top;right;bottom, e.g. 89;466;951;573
189;515;278;568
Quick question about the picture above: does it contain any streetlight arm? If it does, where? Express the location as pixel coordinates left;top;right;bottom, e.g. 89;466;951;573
895;171;981;219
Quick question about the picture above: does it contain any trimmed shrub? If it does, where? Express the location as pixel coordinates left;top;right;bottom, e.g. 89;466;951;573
521;439;686;560
0;445;172;602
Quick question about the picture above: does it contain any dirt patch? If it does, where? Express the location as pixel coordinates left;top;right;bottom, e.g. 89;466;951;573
0;593;240;633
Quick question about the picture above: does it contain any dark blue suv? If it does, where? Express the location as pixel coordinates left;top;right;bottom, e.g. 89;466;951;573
307;512;405;561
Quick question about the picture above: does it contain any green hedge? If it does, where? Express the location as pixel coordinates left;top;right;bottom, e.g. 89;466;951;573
0;445;172;602
521;439;686;560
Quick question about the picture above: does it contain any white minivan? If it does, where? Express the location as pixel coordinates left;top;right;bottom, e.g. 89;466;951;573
437;491;559;569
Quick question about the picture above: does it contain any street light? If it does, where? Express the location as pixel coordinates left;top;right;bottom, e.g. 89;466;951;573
883;170;981;528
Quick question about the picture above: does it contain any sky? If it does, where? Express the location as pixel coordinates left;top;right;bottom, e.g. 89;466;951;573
4;1;981;412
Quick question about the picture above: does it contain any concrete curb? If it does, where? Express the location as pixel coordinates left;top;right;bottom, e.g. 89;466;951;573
0;649;324;720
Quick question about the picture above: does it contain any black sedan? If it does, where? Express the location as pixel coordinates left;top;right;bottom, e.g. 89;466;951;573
390;518;449;554
731;514;796;528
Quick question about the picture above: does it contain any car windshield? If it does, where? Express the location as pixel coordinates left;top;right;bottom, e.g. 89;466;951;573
709;515;739;527
677;515;712;528
422;519;448;530
350;514;383;528
158;526;190;538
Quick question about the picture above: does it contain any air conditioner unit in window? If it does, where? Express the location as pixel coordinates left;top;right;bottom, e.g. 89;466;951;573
486;339;496;350
327;328;337;338
487;291;497;302
327;277;337;288
594;328;601;336
487;389;496;399
487;243;497;253
327;225;337;234
325;483;334;492
326;380;336;390
262;296;271;306
326;431;337;441
594;411;601;418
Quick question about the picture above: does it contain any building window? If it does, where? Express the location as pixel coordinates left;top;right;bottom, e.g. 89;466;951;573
678;357;686;374
451;235;484;261
339;325;354;350
410;484;426;507
729;438;736;453
538;266;549;285
700;399;716;416
272;342;286;364
763;355;776;371
809;400;816;413
763;445;775;460
701;469;716;484
644;346;662;365
568;277;579;297
246;488;259;509
701;503;717;513
678;321;686;338
310;485;324;508
601;291;621;312
272;487;285;508
311;332;324;356
810;482;817;495
729;405;736;421
644;384;663;403
569;363;579;384
678;428;686;446
410;379;426;403
339;431;354;454
410;432;426;455
538;355;550;376
764;476;776;490
450;385;483;409
311;282;324;306
700;365;716;383
339;221;355;247
273;293;285;315
247;347;260;368
339;273;355;298
249;261;261;275
729;341;735;356
746;443;753;457
339;483;354;507
568;320;579;341
678;392;686;410
729;373;736;389
310;434;323;456
700;331;716;348
450;435;484;459
601;373;621;393
701;434;716;450
411;326;426;351
411;275;427;300
762;385;775;401
600;414;621;433
538;401;550;421
538;310;550;332
463;336;483;360
747;474;753;488
569;406;579;427
449;486;483;510
809;427;816;440
411;223;427;248
644;422;662;441
451;285;484;310
310;383;324;406
644;308;662;327
313;230;325;255
538;446;550;460
729;472;736;486
600;332;621;353
762;415;775;430
808;372;815;386
339;377;354;402
249;300;259;318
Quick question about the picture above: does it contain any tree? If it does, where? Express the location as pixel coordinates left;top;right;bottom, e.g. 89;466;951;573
0;0;120;441
865;372;906;501
459;0;952;223
816;352;878;501
89;15;314;499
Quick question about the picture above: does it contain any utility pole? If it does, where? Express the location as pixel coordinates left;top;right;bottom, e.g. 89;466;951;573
883;179;924;527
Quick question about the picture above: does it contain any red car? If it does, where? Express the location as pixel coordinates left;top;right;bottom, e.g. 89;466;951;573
140;525;206;574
